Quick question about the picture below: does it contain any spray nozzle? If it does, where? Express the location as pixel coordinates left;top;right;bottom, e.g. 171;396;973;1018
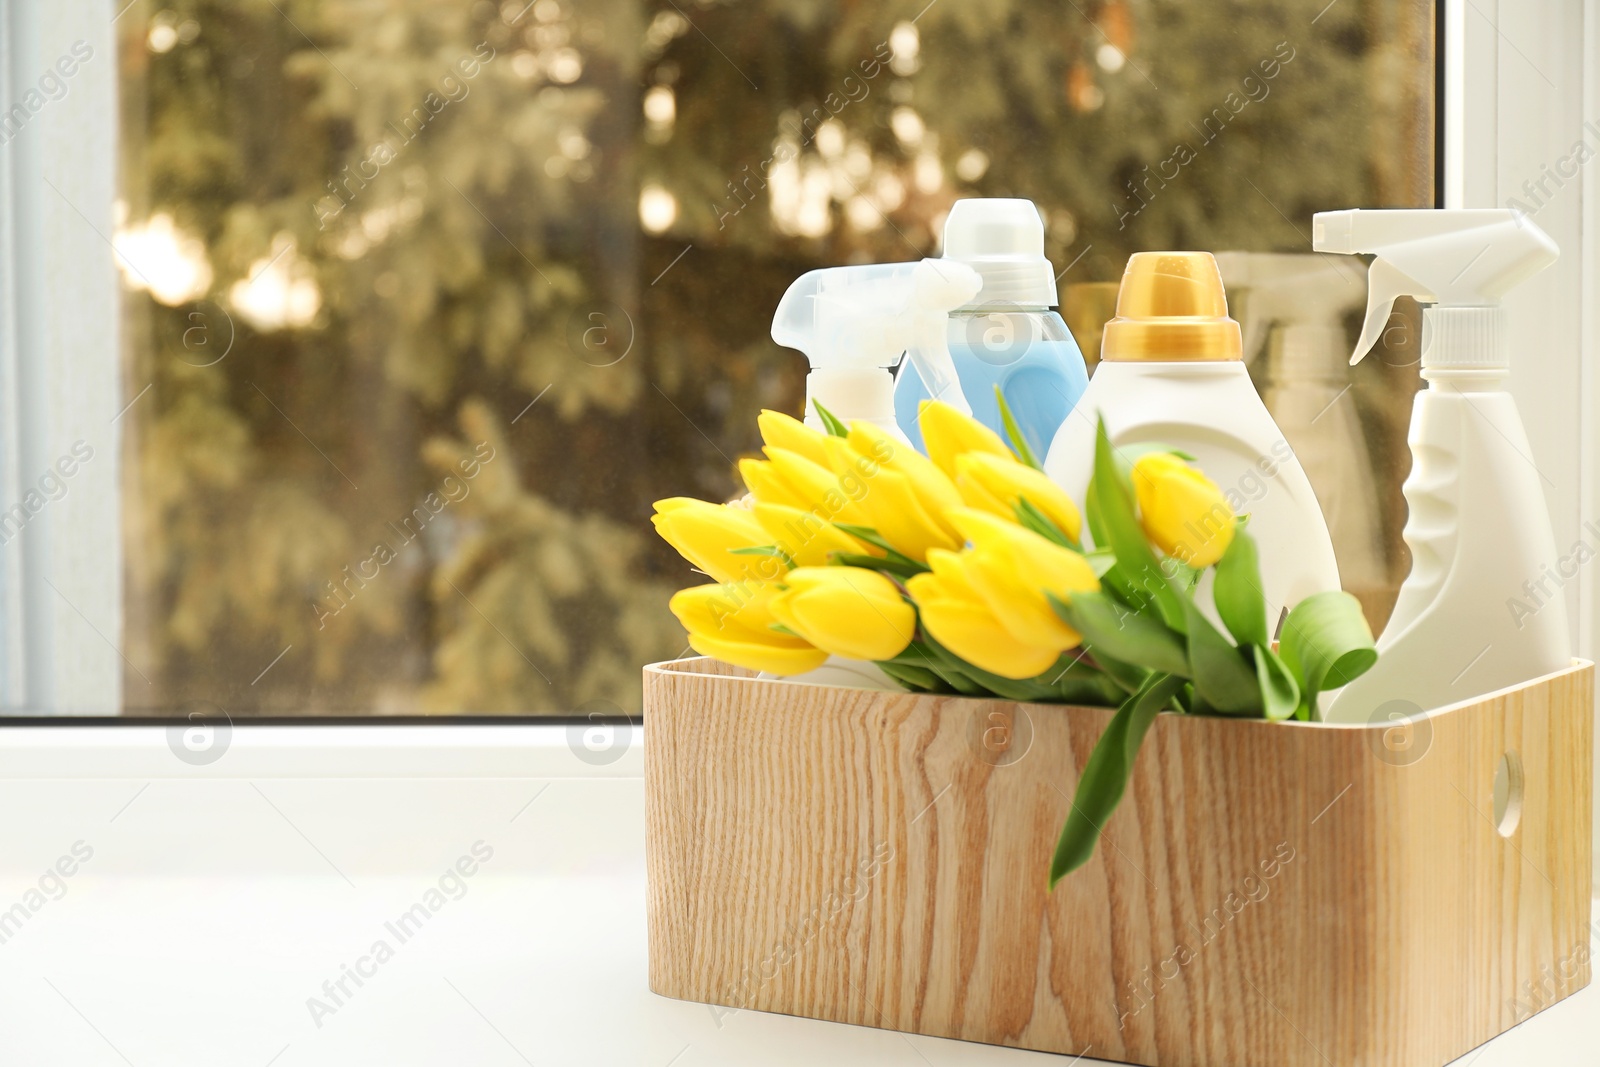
1311;208;1559;369
1215;252;1369;368
905;259;983;414
772;258;981;417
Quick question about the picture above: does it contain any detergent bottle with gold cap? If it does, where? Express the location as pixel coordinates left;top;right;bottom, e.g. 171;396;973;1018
1043;251;1340;627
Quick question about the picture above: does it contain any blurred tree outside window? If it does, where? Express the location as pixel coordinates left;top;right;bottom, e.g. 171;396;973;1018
115;0;1434;716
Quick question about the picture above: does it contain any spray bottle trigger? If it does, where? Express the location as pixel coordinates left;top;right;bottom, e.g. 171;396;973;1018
1349;257;1432;366
902;259;982;416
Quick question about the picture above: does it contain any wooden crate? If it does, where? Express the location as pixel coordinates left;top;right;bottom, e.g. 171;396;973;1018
643;657;1594;1067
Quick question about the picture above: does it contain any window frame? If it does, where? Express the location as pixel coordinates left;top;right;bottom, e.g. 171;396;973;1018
1444;0;1599;874
0;2;1591;843
0;0;121;715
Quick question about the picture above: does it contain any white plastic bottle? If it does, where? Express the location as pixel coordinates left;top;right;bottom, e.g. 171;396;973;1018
765;258;982;693
1317;209;1568;723
1042;251;1340;627
771;259;981;444
1215;252;1386;606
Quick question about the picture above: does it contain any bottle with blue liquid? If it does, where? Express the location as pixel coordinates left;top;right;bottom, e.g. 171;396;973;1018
894;199;1089;459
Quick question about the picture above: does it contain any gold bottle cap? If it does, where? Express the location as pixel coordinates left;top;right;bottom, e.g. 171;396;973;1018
1100;251;1243;362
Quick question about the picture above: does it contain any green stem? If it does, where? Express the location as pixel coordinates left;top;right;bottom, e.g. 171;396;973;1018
1049;671;1185;887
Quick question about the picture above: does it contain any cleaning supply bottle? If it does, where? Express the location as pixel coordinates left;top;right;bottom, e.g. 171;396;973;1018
774;258;981;443
894;199;1089;459
1042;251;1341;627
1216;252;1387;612
1317;209;1568;723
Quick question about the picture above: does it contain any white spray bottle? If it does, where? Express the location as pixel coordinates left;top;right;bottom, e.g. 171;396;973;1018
772;259;980;442
763;259;980;694
1215;252;1386;606
1316;209;1569;723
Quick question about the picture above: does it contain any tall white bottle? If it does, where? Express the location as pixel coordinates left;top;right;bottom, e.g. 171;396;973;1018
1043;252;1340;627
1215;253;1387;605
1318;209;1569;723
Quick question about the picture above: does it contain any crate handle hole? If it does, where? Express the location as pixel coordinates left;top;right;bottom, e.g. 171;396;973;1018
1492;751;1525;837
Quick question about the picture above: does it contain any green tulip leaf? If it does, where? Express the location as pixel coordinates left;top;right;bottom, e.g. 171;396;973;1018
876;660;946;692
1039;651;1129;706
994;387;1042;470
827;551;928;579
938;669;987;697
1051;590;1190;679
1083;548;1117;577
918;631;1054;702
1014;496;1080;550
730;544;796;570
1212;526;1268;647
1049;671;1184;886
1278;591;1378;720
888;643;985;696
1095;563;1161;618
811;399;850;438
1181;597;1262;716
832;523;893;551
1093;646;1154;695
831;525;925;569
1053;675;1130;705
1084;480;1111;551
1088;418;1187;632
1252;643;1301;721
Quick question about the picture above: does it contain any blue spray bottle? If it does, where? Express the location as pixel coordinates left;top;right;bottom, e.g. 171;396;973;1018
893;198;1089;458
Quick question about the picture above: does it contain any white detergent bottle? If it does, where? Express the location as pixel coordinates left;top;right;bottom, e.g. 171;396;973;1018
1318;209;1568;723
1042;251;1341;627
772;259;981;444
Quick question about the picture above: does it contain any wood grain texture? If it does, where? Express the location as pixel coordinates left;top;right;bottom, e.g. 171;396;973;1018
644;658;1593;1067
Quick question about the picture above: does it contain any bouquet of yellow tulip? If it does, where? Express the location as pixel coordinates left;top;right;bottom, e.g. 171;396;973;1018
652;397;1377;887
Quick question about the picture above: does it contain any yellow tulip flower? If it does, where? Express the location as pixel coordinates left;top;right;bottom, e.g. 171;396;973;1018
1130;452;1236;567
906;550;1061;679
738;457;807;510
651;498;782;584
740;447;872;527
750;502;876;566
916;398;1016;480
844;420;965;521
651;496;704;515
821;436;959;562
950;509;1098;648
670;581;829;675
954;452;1083;543
768;567;915;662
756;409;832;468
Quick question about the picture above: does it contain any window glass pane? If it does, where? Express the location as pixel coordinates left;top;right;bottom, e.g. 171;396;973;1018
116;0;1434;715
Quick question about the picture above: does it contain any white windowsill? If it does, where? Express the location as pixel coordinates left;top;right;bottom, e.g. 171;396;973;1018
0;725;1592;1066
0;722;643;779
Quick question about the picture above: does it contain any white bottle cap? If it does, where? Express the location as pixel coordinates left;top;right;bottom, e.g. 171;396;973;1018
940;198;1058;309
